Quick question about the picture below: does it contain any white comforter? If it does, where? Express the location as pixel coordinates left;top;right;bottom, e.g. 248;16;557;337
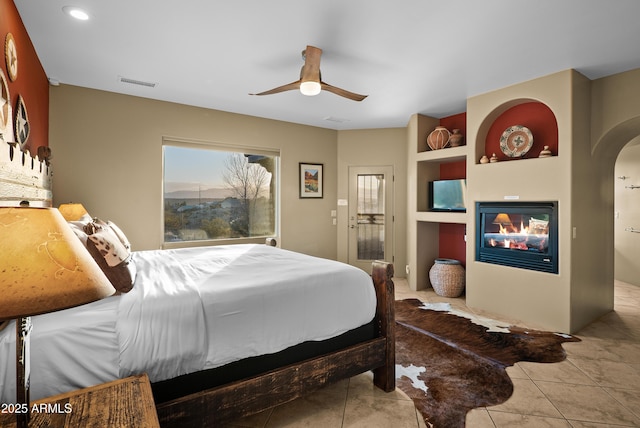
0;244;376;402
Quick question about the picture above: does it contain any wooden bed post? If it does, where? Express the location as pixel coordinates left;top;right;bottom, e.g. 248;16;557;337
371;260;396;392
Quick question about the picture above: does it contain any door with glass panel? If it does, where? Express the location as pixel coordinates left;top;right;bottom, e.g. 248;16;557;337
348;166;393;273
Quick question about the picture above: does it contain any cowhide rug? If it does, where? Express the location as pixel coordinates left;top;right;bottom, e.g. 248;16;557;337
395;299;581;428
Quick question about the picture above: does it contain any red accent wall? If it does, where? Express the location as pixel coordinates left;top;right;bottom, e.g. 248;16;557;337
485;102;558;162
0;0;49;154
439;159;466;180
438;223;466;266
439;112;466;141
437;112;467;265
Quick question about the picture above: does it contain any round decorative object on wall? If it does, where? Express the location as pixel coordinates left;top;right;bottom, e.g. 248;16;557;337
5;33;18;82
0;68;10;136
500;125;533;157
15;95;30;150
427;126;451;150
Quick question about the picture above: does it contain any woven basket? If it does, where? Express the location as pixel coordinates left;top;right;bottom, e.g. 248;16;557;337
428;258;465;297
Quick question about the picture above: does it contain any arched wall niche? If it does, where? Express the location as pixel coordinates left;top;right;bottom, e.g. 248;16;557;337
475;98;558;163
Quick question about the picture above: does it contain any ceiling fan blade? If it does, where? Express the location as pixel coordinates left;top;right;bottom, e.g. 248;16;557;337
249;80;301;96
320;82;368;101
250;45;367;101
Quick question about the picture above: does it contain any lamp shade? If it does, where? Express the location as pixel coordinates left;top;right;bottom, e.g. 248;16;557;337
0;207;115;320
492;213;513;225
58;203;89;221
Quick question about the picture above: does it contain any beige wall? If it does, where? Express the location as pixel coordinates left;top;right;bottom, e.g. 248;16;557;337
569;71;614;332
461;67;640;332
591;68;640;156
466;70;581;332
336;128;408;276
457;69;618;333
406;113;447;291
615;140;640;285
49;85;340;259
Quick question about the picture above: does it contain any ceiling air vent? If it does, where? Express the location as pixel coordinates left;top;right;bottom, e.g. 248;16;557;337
118;76;157;88
323;116;350;123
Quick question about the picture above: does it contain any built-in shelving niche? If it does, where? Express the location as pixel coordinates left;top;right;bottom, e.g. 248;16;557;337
476;100;559;164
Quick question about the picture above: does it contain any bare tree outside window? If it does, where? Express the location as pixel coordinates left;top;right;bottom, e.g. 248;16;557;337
163;144;278;245
222;153;272;237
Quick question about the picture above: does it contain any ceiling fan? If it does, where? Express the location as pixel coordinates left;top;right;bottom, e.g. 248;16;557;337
250;45;367;101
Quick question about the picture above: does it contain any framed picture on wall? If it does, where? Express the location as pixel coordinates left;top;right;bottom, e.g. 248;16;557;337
299;162;323;198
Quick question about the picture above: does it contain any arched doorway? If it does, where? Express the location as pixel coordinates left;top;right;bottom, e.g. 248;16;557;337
614;138;640;285
592;116;640;290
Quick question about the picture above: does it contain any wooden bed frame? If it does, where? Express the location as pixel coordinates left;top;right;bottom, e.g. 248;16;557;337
155;261;396;427
1;144;396;427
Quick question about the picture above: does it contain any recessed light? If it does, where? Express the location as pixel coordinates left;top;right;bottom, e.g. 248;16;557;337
62;6;90;20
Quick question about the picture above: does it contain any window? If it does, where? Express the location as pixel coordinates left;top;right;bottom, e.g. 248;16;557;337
162;140;279;246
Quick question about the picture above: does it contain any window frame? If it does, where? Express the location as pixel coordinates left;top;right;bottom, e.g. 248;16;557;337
161;138;280;249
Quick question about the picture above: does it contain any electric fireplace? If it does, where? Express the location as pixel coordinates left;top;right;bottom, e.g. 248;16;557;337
475;201;558;274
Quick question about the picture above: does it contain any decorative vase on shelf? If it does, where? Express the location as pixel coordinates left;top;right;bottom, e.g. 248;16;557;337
427;126;451;150
449;129;464;147
539;145;552;158
480;155;489;164
490;153;498;163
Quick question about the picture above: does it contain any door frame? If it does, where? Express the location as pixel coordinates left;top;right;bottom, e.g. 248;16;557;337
347;165;394;273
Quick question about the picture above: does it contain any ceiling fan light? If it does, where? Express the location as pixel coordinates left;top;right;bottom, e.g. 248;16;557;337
300;81;321;96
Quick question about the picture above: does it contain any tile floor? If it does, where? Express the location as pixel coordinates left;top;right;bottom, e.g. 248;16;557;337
228;278;640;427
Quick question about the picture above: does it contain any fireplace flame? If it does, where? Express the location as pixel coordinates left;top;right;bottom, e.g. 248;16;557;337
489;217;548;251
498;220;529;235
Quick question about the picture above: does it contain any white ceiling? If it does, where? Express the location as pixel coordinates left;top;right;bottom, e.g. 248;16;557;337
14;0;640;130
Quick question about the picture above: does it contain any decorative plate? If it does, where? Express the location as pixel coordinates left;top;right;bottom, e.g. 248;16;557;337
0;68;10;133
500;125;533;157
5;33;18;82
14;95;30;150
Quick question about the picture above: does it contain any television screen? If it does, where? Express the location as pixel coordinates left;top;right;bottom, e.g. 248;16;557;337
429;179;467;212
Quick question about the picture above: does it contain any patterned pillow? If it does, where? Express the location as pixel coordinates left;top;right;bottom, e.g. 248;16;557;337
107;220;131;251
83;217;108;235
86;240;136;294
67;213;93;245
87;228;130;267
83;218;136;293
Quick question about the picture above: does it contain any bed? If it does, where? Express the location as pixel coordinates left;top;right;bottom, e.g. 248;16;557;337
0;146;395;427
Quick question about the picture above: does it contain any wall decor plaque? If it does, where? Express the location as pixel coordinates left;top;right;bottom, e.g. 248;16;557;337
14;95;30;150
0;68;10;135
5;33;18;81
